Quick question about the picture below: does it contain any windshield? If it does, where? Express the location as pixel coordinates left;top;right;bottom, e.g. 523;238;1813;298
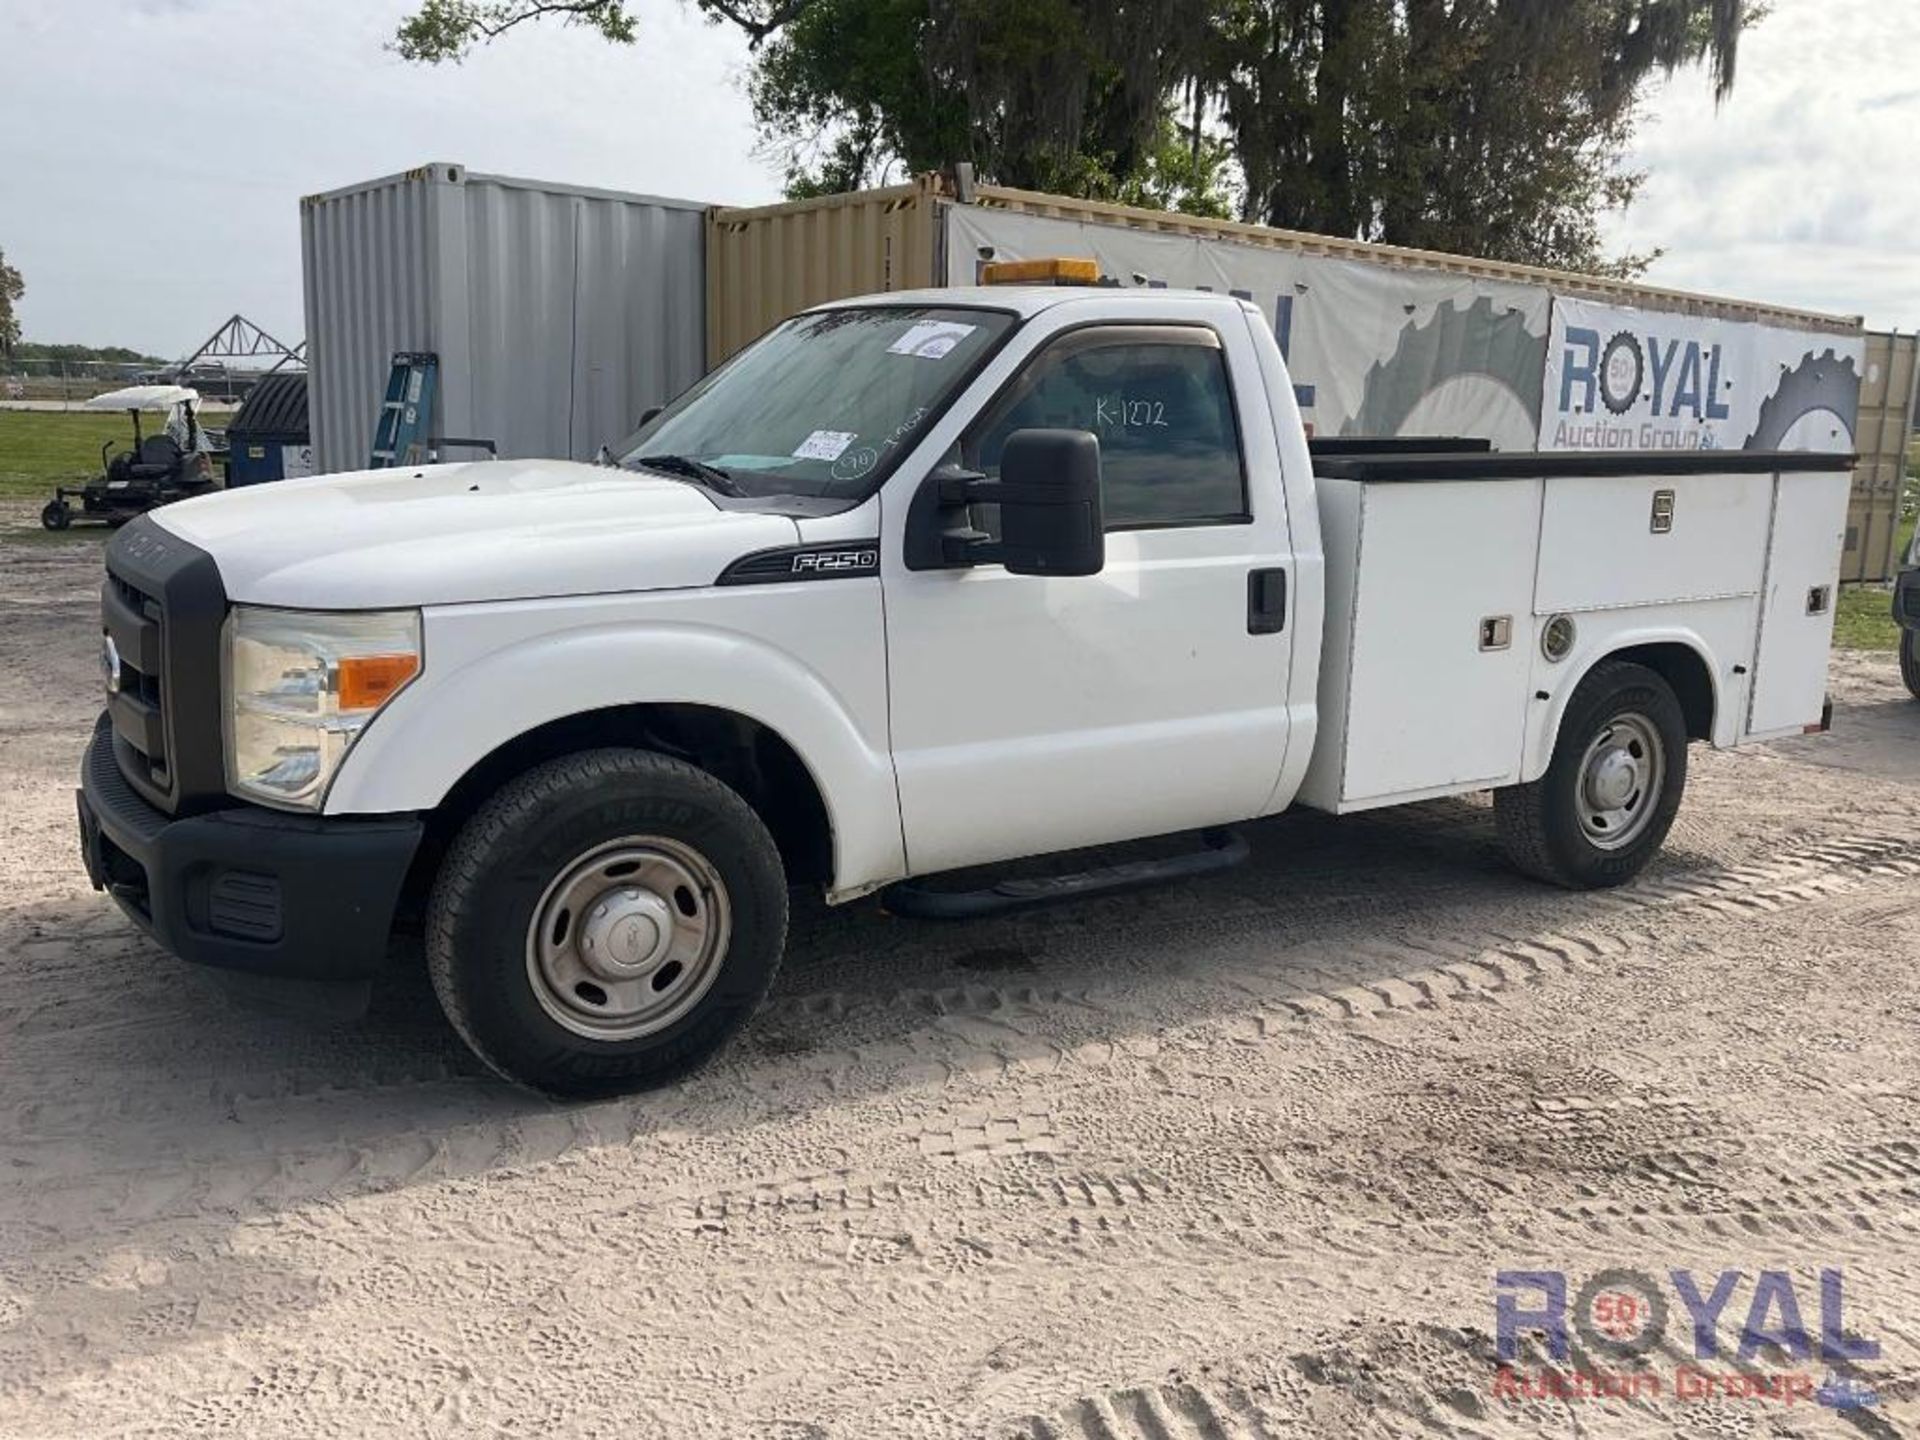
615;306;1014;500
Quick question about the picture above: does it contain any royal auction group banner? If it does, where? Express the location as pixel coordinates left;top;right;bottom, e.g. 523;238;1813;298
945;207;1863;456
1539;298;1863;454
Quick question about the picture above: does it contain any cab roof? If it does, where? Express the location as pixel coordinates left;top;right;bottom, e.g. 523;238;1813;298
811;285;1251;319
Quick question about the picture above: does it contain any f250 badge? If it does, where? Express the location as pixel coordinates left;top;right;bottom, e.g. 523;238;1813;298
718;542;881;586
792;548;877;575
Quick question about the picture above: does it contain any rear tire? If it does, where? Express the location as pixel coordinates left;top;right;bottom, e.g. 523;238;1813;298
426;748;788;1096
1902;630;1920;701
1495;661;1688;889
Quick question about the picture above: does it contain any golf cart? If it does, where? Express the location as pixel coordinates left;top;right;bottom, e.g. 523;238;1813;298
40;385;218;531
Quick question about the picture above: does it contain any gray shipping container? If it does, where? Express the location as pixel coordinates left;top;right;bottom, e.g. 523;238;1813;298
300;163;707;474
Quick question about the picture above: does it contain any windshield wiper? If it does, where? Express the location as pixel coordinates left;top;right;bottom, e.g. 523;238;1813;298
632;453;747;497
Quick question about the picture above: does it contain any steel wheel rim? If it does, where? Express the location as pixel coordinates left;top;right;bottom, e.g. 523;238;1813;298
525;835;732;1041
1576;711;1664;851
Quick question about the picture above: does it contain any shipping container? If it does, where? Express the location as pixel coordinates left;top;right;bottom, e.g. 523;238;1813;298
708;174;1912;577
706;175;1860;363
304;167;1908;576
301;163;707;474
1846;330;1920;582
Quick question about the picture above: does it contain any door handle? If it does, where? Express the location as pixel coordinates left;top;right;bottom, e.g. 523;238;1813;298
1247;567;1288;635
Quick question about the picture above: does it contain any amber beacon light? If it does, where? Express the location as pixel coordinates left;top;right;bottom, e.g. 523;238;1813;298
981;257;1102;286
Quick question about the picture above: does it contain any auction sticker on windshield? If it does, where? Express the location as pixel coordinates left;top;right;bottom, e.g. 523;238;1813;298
887;321;977;360
792;430;858;462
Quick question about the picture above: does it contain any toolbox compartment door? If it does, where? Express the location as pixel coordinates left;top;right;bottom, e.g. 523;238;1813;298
1744;468;1851;739
1534;471;1774;614
1304;478;1542;809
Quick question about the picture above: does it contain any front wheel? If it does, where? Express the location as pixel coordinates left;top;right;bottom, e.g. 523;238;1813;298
1901;630;1920;701
427;748;788;1096
40;499;71;531
1495;661;1688;889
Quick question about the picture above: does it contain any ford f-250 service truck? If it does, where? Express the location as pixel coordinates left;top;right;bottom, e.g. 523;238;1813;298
76;269;1853;1095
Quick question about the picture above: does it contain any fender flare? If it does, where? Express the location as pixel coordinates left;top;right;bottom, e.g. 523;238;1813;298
1522;627;1724;784
324;621;906;894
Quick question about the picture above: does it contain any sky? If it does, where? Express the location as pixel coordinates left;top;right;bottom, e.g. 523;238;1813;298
2;0;1915;358
1599;0;1920;328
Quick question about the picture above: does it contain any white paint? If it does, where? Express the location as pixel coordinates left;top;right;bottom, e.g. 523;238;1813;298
152;458;796;608
1745;470;1852;738
1534;470;1774;613
1302;479;1544;807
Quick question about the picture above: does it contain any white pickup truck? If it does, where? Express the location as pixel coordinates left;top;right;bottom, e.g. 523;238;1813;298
77;272;1852;1094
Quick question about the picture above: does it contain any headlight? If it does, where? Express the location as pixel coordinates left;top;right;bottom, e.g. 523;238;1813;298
224;606;422;809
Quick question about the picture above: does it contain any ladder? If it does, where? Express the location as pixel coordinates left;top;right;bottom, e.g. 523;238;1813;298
369;352;438;468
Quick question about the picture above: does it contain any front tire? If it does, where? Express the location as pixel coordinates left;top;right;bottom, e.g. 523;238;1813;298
427;748;788;1096
1495;661;1688;889
40;499;71;531
1901;630;1920;701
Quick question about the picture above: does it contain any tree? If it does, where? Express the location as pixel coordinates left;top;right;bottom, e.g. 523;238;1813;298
748;0;1224;208
1204;0;1753;272
396;0;1222;209
391;0;1752;272
13;341;166;366
395;0;788;59
0;248;22;359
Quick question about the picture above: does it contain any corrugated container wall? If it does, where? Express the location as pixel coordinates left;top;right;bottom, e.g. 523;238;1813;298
302;163;706;473
706;184;939;366
706;174;1860;364
1845;330;1919;582
708;175;1914;580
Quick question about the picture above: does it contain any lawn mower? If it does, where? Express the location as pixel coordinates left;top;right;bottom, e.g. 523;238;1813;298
40;385;218;530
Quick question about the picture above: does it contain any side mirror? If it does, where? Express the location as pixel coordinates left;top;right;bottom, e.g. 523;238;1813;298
996;429;1105;577
903;428;1105;575
637;404;664;427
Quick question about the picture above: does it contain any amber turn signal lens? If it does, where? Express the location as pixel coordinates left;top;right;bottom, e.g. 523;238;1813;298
337;653;420;710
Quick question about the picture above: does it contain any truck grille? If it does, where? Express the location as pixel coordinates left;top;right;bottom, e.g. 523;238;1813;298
101;518;230;815
1902;583;1920;624
103;573;171;787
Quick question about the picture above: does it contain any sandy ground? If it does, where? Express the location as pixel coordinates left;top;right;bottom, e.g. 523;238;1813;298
4;501;1920;1438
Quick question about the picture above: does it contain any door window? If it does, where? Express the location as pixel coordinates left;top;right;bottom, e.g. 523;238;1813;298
961;326;1248;529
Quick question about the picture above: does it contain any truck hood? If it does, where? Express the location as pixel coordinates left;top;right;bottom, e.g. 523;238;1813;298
153;460;799;608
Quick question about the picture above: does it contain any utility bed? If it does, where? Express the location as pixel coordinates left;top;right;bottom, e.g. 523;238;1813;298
1297;449;1854;814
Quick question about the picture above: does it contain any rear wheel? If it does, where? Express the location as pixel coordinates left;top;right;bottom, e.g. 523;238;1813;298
427;748;788;1096
1901;630;1920;701
1495;661;1688;889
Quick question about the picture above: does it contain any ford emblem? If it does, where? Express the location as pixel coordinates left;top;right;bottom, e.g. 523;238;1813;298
102;633;122;696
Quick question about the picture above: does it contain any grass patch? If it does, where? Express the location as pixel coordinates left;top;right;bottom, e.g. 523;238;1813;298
1834;583;1901;651
0;411;143;498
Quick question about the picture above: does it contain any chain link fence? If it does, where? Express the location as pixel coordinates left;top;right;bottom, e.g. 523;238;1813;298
2;359;261;407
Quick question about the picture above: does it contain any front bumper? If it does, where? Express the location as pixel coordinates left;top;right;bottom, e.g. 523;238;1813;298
1894;567;1920;634
77;714;423;982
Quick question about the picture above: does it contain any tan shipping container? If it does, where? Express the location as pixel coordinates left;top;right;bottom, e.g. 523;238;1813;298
708;183;940;366
708;173;1861;363
1845;330;1919;582
709;175;1909;579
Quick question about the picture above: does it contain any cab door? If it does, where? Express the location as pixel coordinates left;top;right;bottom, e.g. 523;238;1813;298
880;305;1296;877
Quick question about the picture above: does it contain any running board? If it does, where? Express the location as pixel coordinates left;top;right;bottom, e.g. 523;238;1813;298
881;828;1249;920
